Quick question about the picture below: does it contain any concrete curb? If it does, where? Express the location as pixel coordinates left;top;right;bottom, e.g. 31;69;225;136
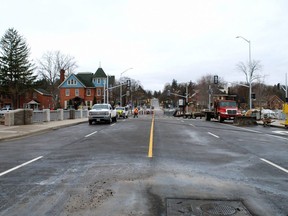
0;119;87;142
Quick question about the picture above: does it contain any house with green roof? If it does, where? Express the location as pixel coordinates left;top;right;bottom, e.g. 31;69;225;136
58;67;115;109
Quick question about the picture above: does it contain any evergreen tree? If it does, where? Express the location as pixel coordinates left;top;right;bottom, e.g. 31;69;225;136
0;28;36;108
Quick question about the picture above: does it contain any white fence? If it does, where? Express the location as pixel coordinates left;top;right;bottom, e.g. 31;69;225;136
1;109;88;126
32;109;88;123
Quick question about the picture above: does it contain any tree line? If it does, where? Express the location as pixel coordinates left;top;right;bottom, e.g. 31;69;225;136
157;76;285;110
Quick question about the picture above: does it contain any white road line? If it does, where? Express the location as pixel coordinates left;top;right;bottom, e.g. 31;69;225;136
223;124;262;134
110;123;116;127
85;131;98;137
260;158;288;174
189;123;196;127
0;156;43;177
208;132;219;138
267;134;288;141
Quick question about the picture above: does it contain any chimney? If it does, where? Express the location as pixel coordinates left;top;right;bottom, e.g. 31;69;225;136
60;69;65;83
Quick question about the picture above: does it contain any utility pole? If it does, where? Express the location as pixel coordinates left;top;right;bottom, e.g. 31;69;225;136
236;36;252;110
106;76;109;104
120;68;133;106
103;79;106;104
186;84;188;113
208;85;212;111
279;73;288;100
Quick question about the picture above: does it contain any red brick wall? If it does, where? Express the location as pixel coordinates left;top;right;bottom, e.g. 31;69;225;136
59;87;104;109
21;90;54;109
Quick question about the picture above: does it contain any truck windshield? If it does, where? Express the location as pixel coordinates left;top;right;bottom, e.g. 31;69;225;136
92;104;109;110
219;101;236;107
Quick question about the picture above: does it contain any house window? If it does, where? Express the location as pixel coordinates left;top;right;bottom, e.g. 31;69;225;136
75;89;79;96
65;89;70;96
86;100;92;108
97;78;101;84
97;89;101;96
86;89;91;96
68;79;77;85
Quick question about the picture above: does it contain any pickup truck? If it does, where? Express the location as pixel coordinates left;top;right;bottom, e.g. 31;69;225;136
88;103;117;125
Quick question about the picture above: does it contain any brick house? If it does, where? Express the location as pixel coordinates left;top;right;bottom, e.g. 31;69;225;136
0;88;53;110
58;67;115;109
23;88;54;110
266;95;284;110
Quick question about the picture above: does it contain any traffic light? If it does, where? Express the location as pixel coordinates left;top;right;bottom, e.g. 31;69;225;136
167;90;170;96
251;93;256;99
277;83;280;90
127;79;131;87
214;75;218;84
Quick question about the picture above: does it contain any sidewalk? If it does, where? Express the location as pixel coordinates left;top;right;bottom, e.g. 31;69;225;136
256;119;287;128
0;118;88;141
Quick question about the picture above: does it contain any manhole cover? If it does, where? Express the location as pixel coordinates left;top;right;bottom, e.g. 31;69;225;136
166;198;252;216
200;203;236;215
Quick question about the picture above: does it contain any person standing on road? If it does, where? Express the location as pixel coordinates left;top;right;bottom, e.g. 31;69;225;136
133;107;139;118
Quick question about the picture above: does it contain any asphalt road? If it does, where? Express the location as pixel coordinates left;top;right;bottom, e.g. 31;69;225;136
0;110;287;216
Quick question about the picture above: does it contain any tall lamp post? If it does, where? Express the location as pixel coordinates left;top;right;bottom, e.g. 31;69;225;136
120;68;133;106
236;36;252;110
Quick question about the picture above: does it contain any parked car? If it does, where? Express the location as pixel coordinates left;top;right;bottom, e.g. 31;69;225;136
88;103;117;124
1;106;12;111
116;107;128;118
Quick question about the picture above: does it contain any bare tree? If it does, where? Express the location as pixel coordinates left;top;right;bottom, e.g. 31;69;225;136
37;50;78;86
237;60;262;109
237;60;262;84
37;50;78;108
196;74;218;109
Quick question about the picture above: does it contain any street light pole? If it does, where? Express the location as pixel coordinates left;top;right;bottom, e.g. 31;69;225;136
236;36;252;110
186;83;188;113
120;68;133;106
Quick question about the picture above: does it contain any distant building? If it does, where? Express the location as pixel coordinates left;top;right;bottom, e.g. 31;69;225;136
58;67;115;109
267;95;284;110
23;88;54;110
0;88;53;110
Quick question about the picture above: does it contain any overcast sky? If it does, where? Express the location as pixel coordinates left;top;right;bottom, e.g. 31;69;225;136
1;0;288;91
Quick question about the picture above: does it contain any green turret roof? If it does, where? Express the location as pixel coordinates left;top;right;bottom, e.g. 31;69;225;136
94;67;107;78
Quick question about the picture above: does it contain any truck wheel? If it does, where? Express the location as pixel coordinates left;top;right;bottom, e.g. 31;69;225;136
205;113;211;121
89;120;93;125
218;115;224;123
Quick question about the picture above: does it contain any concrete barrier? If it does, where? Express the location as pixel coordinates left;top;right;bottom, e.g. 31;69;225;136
4;109;33;126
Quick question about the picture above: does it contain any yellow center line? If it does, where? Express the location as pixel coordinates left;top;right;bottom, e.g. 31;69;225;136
148;113;155;158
